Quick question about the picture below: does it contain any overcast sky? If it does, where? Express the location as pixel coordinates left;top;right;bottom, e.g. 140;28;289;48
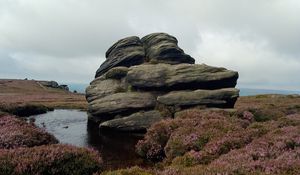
0;0;299;90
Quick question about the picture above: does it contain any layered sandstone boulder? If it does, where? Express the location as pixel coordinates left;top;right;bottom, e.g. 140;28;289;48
86;33;239;132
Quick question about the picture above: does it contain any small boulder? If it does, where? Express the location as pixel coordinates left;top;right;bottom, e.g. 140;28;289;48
100;110;163;132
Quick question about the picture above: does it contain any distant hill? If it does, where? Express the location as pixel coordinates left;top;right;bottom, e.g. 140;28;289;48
0;79;68;94
0;79;87;110
239;88;300;96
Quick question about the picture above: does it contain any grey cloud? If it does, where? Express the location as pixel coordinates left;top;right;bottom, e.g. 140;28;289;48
0;0;144;57
0;0;299;90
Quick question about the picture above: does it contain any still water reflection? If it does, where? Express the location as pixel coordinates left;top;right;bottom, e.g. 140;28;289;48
30;109;149;170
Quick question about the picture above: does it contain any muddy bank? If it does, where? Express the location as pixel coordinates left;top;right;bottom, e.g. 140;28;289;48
1;104;53;117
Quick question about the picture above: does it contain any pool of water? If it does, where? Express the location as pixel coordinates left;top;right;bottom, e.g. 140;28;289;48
30;109;150;170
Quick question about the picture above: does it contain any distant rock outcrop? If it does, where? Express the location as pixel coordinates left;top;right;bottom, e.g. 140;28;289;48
38;81;69;91
58;84;69;91
38;81;59;88
86;33;239;132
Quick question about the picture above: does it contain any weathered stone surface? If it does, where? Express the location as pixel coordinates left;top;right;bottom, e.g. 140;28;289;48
95;36;145;78
86;67;130;102
127;63;238;90
99;110;163;132
86;78;127;103
88;92;156;117
86;33;240;133
142;33;195;64
158;88;239;108
104;66;129;79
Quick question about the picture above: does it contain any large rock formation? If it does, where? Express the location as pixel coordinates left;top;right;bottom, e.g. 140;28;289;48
86;33;239;132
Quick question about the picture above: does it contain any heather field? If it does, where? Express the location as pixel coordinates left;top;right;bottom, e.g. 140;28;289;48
102;94;300;175
0;114;58;149
0;112;103;175
0;144;102;175
1;79;300;174
0;79;87;113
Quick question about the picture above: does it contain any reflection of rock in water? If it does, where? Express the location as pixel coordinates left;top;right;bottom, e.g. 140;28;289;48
86;124;150;170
